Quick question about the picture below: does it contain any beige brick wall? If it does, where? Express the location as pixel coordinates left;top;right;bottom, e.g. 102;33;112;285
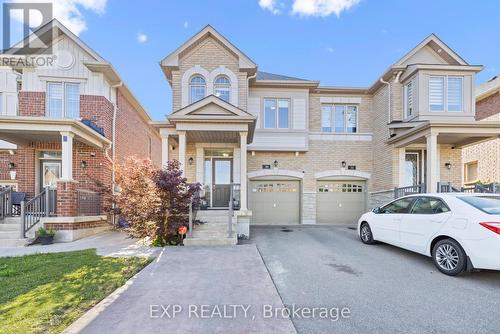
462;139;500;183
439;145;463;186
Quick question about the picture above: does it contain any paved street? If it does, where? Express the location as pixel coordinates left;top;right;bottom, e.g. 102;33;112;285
251;225;500;334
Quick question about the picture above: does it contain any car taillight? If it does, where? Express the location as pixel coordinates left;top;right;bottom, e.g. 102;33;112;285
479;222;500;235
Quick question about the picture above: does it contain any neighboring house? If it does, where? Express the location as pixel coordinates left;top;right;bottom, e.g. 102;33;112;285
155;25;500;240
462;76;500;184
0;20;161;244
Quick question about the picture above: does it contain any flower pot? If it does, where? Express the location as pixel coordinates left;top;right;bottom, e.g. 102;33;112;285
39;235;54;245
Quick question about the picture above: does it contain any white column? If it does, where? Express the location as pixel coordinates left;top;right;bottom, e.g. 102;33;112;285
161;135;169;169
60;131;74;180
426;132;439;193
178;131;186;177
239;131;248;211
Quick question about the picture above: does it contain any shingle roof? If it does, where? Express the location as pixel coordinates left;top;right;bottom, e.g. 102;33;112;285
476;75;500;99
256;71;310;82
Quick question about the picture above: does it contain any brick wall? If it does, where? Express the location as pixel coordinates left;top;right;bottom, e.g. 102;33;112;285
0;152;15;180
476;92;500;121
115;90;162;167
80;95;114;139
18;92;45;116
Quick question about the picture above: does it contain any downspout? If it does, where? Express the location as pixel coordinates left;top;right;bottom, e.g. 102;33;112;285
379;77;391;125
110;81;123;226
247;71;257;106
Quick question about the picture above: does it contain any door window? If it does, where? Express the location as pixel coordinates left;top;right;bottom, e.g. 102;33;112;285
381;198;415;214
410;197;450;214
214;160;231;185
43;162;61;188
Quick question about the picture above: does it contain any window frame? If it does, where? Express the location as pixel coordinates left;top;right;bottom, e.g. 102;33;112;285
428;75;464;113
263;98;290;129
464;160;479;184
320;104;358;133
0;93;3;115
409;196;451;215
46;82;80;119
213;75;231;103
380;197;416;214
189;75;207;104
447;76;463;112
404;78;414;118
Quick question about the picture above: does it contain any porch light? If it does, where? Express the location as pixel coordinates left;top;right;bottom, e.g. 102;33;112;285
188;157;194;165
445;162;452;170
81;160;87;169
273;160;278;168
8;162;15;169
341;161;347;168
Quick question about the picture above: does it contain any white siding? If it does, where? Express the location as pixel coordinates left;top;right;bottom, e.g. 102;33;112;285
248;132;308;151
0;69;18;116
247;97;260;129
293;98;306;129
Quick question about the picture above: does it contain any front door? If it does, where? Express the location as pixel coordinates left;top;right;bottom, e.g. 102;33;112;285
41;161;61;191
212;159;232;207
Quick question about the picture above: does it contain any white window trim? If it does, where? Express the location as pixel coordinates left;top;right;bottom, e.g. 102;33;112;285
428;75;464;113
404;78;415;118
188;75;207;104
213;75;231;102
262;98;291;130
464;160;479;184
320;104;359;133
46;82;81;119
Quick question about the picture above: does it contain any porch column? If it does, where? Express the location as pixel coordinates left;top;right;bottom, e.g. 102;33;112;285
239;131;248;211
426;132;439;193
60;131;74;180
178;130;186;177
161;135;169;169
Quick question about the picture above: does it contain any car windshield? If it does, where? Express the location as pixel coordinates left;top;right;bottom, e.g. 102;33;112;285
459;196;500;215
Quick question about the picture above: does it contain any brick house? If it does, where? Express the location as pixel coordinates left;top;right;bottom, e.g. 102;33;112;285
462;76;500;184
0;20;160;244
154;26;500;244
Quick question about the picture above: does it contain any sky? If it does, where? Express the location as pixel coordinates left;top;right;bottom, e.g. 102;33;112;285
3;0;500;120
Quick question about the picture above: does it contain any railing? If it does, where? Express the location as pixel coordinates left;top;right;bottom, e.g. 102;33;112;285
394;183;426;199
0;187;12;220
188;189;201;239
20;186;56;238
228;183;234;238
77;190;101;216
231;184;241;210
437;182;461;193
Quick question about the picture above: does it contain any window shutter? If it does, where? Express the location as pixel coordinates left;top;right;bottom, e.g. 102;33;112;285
447;77;463;112
429;76;444;112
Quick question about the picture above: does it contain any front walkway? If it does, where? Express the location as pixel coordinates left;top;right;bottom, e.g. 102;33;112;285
65;245;296;334
0;230;160;258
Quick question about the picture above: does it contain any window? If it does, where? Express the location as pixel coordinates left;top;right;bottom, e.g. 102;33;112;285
464;161;478;183
47;82;80;118
381;197;415;214
405;80;414;117
0;93;3;115
264;98;289;129
459;196;500;215
214;75;230;103
318;183;363;193
429;76;444;112
410;197;450;214
447;77;463;112
321;104;358;133
189;75;206;103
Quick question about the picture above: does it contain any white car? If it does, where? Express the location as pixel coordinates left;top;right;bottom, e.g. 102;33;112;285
358;193;500;276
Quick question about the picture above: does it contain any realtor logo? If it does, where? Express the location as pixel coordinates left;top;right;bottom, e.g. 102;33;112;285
2;2;53;54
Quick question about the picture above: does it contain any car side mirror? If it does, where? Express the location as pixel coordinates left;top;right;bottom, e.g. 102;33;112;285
372;207;381;214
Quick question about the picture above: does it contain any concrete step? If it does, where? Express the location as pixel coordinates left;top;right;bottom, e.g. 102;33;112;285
1;217;21;224
193;230;233;238
184;236;237;247
194;222;236;232
0;238;27;247
0;223;20;231
0;230;21;239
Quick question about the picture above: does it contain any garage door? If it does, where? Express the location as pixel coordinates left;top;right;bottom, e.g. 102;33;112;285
249;180;300;224
316;180;366;224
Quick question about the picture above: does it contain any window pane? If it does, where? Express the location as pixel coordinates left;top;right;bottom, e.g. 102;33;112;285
264;99;276;128
381;198;414;214
214;76;230;102
189;76;206;103
406;81;413;116
278;99;289;128
429;76;444;112
47;83;63;117
346;106;357;133
459;196;500;215
0;93;3;115
465;161;478;182
65;83;80;119
334;105;345;132
214;160;231;185
411;197;449;214
321;105;332;132
447;77;463;112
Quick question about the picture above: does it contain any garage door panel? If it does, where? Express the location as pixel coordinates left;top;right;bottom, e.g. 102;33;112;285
317;181;366;225
250;181;300;225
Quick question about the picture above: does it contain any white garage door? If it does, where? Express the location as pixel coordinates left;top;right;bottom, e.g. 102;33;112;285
316;180;366;224
249;180;300;225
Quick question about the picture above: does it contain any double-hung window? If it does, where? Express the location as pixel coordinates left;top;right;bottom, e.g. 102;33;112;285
404;79;414;117
47;82;80;118
321;104;358;133
429;76;463;112
264;98;289;129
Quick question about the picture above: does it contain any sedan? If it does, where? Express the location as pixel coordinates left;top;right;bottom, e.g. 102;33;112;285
358;193;500;276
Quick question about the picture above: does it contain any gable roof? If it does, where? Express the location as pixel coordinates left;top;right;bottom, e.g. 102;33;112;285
256;71;310;82
160;25;257;80
168;95;256;120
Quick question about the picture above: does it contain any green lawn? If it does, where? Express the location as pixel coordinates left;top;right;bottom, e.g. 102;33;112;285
0;249;150;334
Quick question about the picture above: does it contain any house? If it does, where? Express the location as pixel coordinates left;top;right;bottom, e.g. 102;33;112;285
154;25;500;243
462;76;500;184
0;20;161;245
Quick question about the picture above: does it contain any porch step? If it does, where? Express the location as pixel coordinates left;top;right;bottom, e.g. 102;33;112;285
1;217;21;225
0;230;22;239
184;236;237;247
192;229;234;238
0;238;27;247
0;223;20;231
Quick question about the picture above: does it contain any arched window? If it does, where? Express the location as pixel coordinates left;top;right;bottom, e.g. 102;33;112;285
214;75;230;103
189;75;206;103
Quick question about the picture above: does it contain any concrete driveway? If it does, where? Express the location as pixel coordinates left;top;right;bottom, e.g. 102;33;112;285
251;225;500;334
65;244;296;334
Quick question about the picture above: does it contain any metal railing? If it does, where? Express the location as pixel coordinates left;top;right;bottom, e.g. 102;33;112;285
20;186;55;238
394;183;426;198
437;182;461;193
77;190;101;216
228;183;234;238
0;187;12;220
188;189;201;239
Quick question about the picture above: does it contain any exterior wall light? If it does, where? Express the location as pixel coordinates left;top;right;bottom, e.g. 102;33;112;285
273;160;278;168
81;160;87;169
445;162;452;170
341;161;347;168
8;162;15;169
188;157;194;165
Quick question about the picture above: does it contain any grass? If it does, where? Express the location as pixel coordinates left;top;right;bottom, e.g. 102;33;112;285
0;249;151;334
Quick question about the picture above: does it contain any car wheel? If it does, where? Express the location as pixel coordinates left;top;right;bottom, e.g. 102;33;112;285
360;223;375;244
432;239;467;276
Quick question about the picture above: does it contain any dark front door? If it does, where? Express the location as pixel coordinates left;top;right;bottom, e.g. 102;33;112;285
212;159;232;207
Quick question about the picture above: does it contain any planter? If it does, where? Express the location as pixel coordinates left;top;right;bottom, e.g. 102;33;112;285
39;235;54;245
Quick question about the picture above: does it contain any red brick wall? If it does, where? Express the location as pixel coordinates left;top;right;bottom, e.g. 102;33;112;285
476;92;500;120
0;152;15;180
18;92;45;116
56;180;78;216
115;90;161;167
80;95;114;139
